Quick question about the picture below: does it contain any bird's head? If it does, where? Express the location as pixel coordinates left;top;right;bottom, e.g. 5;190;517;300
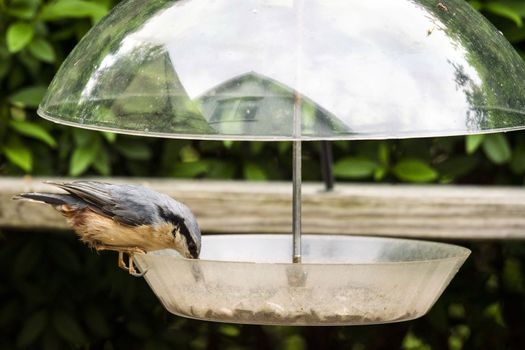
157;202;201;259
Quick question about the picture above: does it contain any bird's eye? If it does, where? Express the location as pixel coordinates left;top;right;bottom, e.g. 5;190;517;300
171;225;180;238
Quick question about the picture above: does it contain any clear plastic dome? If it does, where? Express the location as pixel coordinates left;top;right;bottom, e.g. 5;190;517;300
39;0;525;140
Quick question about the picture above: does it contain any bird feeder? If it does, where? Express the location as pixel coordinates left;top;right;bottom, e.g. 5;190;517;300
38;0;525;325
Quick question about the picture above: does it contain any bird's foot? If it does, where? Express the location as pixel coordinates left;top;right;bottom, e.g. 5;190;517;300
117;249;146;277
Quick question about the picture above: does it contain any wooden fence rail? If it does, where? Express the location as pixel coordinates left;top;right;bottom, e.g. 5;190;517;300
2;177;525;240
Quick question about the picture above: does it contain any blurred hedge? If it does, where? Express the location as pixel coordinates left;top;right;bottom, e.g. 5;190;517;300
2;0;525;349
1;232;525;350
1;0;525;183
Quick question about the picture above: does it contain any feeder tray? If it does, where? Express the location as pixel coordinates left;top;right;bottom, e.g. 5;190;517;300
37;0;525;325
134;235;469;325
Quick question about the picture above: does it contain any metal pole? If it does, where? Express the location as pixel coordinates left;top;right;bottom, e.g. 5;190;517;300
292;0;304;264
292;139;302;263
320;141;334;191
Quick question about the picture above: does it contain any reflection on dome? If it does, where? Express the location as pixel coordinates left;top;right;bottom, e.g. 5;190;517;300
196;72;349;137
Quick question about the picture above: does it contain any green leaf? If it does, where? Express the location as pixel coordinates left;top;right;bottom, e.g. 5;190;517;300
9;86;47;108
219;325;240;337
69;142;100;176
10;106;26;121
115;140;152;160
402;331;431;350
179;145;199;162
502;258;525;293
53;311;88;344
333;157;379;179
498;0;525;17
72;128;96;147
373;167;387;181
39;0;108;22
172;161;209;178
16;310;48;348
484;303;506;327
448;303;466;319
5;2;39;19
482;134;511;164
243;162;267;181
468;0;482;11
101;131;117;143
223;140;234;149
378;141;389;165
9;120;56;147
250;142;264;154
436;155;479;181
465;134;484;154
206;160;236;179
393;159;438;183
92;147;110;175
510;138;525;174
284;335;306;350
6;22;34;53
3;136;33;172
484;3;523;27
19;51;41;76
28;38;56;63
278;142;292;155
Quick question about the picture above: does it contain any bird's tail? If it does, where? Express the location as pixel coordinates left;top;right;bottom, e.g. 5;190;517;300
12;192;78;206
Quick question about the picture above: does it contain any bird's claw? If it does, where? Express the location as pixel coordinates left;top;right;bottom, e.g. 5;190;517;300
118;250;146;277
129;269;147;277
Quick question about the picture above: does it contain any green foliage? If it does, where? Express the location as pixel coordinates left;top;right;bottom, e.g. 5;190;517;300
9;86;47;108
466;134;484;154
393;159;439;183
9;119;56;147
482;134;512;164
6;21;34;53
28;38;56;62
483;2;523;26
333;157;379;179
38;0;108;22
0;0;525;182
2;0;525;348
3;135;33;171
0;232;524;349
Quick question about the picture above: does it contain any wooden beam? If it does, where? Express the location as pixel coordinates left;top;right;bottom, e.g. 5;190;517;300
2;177;525;239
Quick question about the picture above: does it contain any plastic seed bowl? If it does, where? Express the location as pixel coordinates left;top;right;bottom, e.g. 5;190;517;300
134;235;470;326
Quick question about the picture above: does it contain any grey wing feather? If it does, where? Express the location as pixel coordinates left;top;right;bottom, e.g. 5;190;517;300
45;181;114;207
47;181;162;226
13;192;86;207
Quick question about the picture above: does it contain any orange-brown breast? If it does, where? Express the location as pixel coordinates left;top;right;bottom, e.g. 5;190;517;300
59;207;178;252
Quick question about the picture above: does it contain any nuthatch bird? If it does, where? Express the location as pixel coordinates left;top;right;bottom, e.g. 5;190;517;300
13;181;201;276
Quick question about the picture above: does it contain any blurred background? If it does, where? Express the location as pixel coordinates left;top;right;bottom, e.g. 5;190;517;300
2;0;525;349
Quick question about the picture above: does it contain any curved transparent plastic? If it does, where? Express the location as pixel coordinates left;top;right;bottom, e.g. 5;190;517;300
39;0;525;140
134;235;470;325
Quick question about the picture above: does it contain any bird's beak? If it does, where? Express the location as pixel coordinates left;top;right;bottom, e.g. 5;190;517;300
186;251;198;259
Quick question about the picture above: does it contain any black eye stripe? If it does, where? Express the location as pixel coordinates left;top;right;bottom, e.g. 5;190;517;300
157;204;198;257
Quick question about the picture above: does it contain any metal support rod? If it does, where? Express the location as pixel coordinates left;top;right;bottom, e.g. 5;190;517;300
292;0;304;264
292;89;302;263
292;139;302;263
320;141;334;191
